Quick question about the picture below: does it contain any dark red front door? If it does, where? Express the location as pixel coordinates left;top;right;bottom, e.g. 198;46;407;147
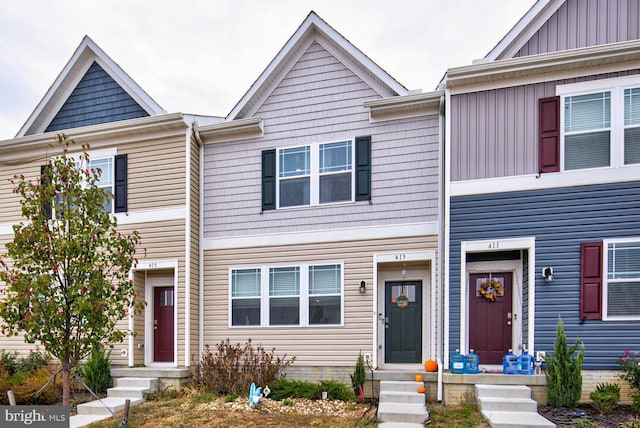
154;286;174;362
468;272;512;365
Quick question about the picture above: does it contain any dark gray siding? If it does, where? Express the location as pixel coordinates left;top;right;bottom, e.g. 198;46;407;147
450;70;640;181
509;0;640;59
449;181;640;369
46;62;149;132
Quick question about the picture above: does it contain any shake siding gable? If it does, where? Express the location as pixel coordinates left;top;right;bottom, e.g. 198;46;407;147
449;181;640;369
45;62;149;132
513;0;640;58
203;42;440;238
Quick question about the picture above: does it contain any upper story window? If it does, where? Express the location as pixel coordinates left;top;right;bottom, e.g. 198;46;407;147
604;239;640;320
557;75;640;171
229;263;343;327
278;140;353;208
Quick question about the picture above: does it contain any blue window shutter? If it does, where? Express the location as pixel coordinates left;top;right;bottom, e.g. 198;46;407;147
262;149;276;211
580;241;603;321
355;136;371;201
40;164;52;219
114;154;128;213
538;96;560;173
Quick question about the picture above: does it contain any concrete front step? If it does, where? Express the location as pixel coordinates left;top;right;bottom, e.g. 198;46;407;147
114;376;158;389
107;386;148;398
378;402;429;424
379;390;425;404
378;423;426;428
379;380;423;393
76;396;144;416
482;410;556;428
69;414;112;428
478;396;539;412
476;384;534;399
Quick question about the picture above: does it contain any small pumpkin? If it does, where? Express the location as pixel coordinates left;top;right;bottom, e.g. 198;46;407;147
417;386;426;394
415;374;423;382
424;359;437;372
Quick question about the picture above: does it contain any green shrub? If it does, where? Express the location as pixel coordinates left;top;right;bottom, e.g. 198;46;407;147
269;379;319;400
545;315;585;408
589;382;620;414
0;348;50;376
618;350;640;391
633;392;640;413
83;346;111;394
350;352;366;392
0;367;59;404
191;339;295;395
319;380;356;401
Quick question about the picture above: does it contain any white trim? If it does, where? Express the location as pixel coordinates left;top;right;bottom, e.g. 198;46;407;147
128;269;135;367
228;261;345;328
374;250;436;368
115;205;186;225
603;237;640;321
18;36;165;137
198;142;205;360
450;164;640;196
0;224;13;235
459;237;536;357
443;88;452;369
204;222;438;250
137;260;179;367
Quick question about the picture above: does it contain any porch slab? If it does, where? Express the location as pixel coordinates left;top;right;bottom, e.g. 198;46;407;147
111;367;191;391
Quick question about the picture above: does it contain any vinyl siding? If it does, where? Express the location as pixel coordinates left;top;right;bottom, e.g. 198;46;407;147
45;62;148;133
510;0;640;59
203;42;439;238
189;134;200;364
450;70;640;181
202;235;437;366
449;181;640;369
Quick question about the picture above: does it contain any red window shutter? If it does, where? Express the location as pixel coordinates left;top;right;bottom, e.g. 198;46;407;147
538;96;560;173
580;241;603;320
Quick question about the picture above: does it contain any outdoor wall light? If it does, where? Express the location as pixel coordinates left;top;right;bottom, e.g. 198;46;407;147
359;281;366;294
542;267;554;283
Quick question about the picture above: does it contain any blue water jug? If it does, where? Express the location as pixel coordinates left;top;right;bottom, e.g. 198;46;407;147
464;349;479;374
503;349;517;374
517;349;535;375
451;349;465;374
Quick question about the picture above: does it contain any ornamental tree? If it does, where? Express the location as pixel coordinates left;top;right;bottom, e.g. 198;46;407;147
0;134;145;406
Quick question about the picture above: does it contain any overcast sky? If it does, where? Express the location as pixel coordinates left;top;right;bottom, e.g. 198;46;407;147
0;0;536;141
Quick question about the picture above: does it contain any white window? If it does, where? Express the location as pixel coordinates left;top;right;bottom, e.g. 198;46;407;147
229;263;343;327
604;239;640;320
558;76;640;171
277;140;353;208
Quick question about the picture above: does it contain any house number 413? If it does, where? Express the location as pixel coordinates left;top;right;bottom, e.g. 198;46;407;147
488;242;500;249
395;254;406;260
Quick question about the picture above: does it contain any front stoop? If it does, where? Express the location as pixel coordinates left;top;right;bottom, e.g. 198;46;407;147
377;381;429;427
69;377;157;428
475;384;556;428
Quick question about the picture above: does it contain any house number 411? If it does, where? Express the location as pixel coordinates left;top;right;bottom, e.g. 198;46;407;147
488;242;499;249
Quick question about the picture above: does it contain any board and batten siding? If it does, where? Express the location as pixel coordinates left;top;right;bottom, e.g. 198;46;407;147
202;235;437;367
449;181;640;369
203;41;440;238
509;0;640;59
450;69;640;182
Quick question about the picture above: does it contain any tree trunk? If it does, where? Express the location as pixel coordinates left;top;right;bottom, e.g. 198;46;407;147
62;355;70;406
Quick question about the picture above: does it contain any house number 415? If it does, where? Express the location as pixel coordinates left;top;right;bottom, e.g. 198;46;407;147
395;254;406;260
488;242;500;249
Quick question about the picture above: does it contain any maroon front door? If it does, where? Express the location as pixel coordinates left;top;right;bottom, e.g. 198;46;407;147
154;286;174;362
468;272;512;365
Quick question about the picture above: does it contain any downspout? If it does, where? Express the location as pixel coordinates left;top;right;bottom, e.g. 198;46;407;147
184;122;192;367
443;87;452;373
128;270;134;367
195;130;205;360
437;93;446;402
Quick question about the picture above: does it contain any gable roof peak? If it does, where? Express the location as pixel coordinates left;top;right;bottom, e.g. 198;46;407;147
17;35;165;137
227;10;407;120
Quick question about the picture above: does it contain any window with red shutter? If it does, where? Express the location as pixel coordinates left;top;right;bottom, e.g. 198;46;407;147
538;96;560;174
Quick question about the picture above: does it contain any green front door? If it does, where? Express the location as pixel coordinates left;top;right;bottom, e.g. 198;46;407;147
385;281;422;363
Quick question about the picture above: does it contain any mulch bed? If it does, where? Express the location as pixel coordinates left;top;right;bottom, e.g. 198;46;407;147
539;404;640;427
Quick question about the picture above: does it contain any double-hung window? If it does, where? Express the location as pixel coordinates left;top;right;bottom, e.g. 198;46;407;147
229;263;343;327
604;239;640;320
88;157;114;212
557;76;640;171
278;140;353;208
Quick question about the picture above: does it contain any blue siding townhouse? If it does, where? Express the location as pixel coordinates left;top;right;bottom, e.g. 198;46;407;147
442;0;640;397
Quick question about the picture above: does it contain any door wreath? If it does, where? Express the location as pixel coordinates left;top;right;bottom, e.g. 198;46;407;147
478;278;504;302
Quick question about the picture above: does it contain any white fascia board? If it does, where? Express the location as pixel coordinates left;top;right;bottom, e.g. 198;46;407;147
484;0;562;61
17;36;165;137
227;12;407;120
204;222;438;250
450;163;640;197
447;39;640;94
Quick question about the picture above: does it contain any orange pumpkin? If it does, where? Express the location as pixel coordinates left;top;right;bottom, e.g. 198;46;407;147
415;374;423;382
417;386;426;394
424;359;438;372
